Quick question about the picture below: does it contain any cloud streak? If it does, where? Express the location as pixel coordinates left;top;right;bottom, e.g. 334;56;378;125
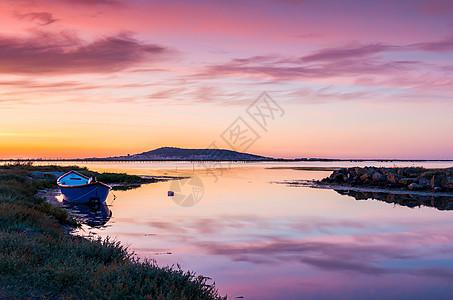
14;11;57;25
201;37;453;96
0;31;172;74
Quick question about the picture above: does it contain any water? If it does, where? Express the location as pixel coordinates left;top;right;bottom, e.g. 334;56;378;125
45;161;453;299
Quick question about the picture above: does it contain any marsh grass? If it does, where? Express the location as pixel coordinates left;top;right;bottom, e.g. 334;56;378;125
0;164;225;299
78;171;144;184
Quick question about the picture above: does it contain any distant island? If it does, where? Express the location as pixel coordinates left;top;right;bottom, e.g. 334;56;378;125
103;147;272;161
2;147;453;162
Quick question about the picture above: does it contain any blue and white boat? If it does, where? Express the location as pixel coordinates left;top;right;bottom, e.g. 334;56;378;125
57;171;111;204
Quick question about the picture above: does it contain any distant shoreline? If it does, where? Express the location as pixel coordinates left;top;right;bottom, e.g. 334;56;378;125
1;159;453;162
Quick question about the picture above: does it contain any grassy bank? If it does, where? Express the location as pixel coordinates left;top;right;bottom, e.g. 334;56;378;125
0;163;225;299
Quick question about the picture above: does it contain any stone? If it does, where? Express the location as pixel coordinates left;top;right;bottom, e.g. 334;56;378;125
382;168;396;175
405;168;421;178
408;183;423;190
333;173;345;182
398;177;418;186
431;175;442;189
338;168;347;174
441;177;453;189
387;173;402;184
347;171;357;180
418;177;431;188
372;172;386;182
355;167;364;175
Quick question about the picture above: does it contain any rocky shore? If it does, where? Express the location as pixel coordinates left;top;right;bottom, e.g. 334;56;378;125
322;166;453;192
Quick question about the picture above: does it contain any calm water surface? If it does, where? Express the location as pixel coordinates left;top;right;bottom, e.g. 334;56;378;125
47;161;453;299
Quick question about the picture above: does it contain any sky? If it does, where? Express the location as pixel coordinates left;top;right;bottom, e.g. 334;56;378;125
1;0;453;159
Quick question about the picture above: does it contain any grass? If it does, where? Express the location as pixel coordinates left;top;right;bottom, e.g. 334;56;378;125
81;171;144;184
0;163;225;299
0;161;90;173
0;161;147;187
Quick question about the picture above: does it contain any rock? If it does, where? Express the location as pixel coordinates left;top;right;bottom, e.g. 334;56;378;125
441;177;453;189
387;173;402;184
363;166;375;173
408;183;423;190
405;168;421;178
418;177;431;188
398;177;418;186
338;168;347;174
382;168;396;175
332;173;345;182
372;172;386;182
431;175;442;189
347;171;357;180
355;167;364;175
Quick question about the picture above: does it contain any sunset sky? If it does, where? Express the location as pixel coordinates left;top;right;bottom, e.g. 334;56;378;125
1;0;453;159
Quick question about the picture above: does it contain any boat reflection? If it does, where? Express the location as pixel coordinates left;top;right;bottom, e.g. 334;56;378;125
63;201;112;227
335;189;453;211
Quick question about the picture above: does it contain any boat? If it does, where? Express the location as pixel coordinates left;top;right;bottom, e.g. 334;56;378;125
57;171;111;204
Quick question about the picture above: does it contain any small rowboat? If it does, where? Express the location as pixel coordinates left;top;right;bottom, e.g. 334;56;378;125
57;171;111;204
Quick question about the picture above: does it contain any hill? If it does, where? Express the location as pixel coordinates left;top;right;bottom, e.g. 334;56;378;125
106;147;272;161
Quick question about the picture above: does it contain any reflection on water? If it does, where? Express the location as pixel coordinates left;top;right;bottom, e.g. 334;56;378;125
54;162;453;300
64;202;112;227
335;189;453;211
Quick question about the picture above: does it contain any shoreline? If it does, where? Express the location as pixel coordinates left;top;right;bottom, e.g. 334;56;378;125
37;174;185;230
275;166;453;198
275;166;453;211
278;179;453;197
2;158;453;162
0;164;224;299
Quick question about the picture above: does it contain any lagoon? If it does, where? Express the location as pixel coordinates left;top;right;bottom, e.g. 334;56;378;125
44;161;453;299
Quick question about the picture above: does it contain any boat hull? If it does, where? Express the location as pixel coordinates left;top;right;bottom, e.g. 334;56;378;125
59;182;110;204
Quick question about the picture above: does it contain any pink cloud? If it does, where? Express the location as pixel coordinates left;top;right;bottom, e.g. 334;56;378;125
14;11;57;25
301;43;392;62
0;31;172;74
411;36;453;52
203;53;417;81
